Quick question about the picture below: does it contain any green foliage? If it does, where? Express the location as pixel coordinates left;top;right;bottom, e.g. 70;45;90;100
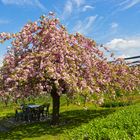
66;103;140;140
101;89;140;108
0;94;140;140
101;100;132;108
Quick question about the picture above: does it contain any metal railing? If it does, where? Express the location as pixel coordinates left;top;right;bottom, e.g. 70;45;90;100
124;55;140;60
109;55;140;67
124;55;140;66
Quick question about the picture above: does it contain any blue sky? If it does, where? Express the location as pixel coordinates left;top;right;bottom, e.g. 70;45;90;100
0;0;140;63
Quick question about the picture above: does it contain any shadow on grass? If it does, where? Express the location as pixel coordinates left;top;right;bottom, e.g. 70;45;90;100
0;108;115;140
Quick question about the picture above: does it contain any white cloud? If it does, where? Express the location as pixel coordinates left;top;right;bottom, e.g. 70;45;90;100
72;0;85;7
110;22;119;35
119;0;130;6
111;0;140;15
64;1;73;15
1;0;46;11
111;22;118;29
119;0;140;10
0;19;10;24
1;0;31;5
82;5;94;12
62;0;73;19
34;0;46;11
72;15;97;35
62;0;85;19
105;37;140;58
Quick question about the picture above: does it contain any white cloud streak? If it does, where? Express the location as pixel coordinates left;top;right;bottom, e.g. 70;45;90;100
34;0;46;11
62;0;73;19
82;5;94;12
1;0;46;11
72;0;85;7
111;22;118;29
110;22;119;34
72;15;97;35
119;0;140;10
62;0;86;19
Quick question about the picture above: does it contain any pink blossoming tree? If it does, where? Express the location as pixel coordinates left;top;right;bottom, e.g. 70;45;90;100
0;13;139;124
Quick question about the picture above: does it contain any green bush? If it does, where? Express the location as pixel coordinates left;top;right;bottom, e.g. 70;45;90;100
101;101;132;108
66;103;140;140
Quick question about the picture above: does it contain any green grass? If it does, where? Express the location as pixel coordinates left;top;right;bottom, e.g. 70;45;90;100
66;103;140;140
0;103;115;140
0;94;140;140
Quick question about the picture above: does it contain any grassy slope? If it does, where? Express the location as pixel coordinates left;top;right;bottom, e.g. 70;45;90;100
0;94;140;140
0;100;116;140
66;103;140;140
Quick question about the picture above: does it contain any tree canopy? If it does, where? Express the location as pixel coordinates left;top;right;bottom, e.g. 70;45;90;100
0;13;139;124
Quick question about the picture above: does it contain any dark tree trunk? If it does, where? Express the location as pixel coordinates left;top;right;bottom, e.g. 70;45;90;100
50;82;60;125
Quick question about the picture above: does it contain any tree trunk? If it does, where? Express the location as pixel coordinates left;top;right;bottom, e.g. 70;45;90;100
51;87;60;125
